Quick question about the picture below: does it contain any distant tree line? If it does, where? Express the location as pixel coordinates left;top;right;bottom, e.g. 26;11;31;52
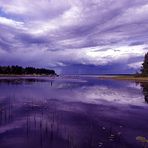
141;52;148;77
0;65;56;75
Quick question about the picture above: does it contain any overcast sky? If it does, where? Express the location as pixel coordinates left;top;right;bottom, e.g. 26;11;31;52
0;0;148;74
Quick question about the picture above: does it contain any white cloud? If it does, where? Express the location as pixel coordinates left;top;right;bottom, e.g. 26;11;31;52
128;62;143;69
85;45;146;65
0;16;25;29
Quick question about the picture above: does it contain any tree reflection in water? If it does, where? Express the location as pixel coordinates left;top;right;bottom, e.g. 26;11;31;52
141;82;148;103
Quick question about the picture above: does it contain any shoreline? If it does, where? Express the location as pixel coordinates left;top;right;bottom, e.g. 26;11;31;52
98;75;148;82
0;74;148;82
0;74;58;77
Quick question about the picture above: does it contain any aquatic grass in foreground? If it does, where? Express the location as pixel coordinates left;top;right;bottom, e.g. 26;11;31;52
0;99;129;148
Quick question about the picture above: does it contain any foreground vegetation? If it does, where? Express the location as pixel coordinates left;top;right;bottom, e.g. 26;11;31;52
0;65;57;76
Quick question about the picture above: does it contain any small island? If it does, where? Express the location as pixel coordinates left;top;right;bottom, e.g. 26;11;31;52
99;52;148;82
0;65;57;76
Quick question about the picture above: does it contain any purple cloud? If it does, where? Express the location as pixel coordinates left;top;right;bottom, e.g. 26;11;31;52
0;0;148;74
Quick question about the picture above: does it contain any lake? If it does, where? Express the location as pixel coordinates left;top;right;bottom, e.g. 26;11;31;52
0;76;148;148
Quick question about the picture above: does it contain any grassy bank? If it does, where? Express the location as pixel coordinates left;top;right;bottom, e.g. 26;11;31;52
98;75;148;82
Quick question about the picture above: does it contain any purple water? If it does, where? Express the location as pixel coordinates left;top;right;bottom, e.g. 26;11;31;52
0;76;148;148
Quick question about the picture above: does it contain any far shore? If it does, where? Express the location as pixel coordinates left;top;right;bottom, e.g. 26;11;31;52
0;74;58;77
0;74;148;82
98;75;148;82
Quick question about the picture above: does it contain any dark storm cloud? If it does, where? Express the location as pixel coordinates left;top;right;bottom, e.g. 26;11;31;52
129;42;145;46
0;0;148;73
60;63;135;75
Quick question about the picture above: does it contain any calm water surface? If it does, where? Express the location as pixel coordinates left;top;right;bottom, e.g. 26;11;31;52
0;76;148;148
